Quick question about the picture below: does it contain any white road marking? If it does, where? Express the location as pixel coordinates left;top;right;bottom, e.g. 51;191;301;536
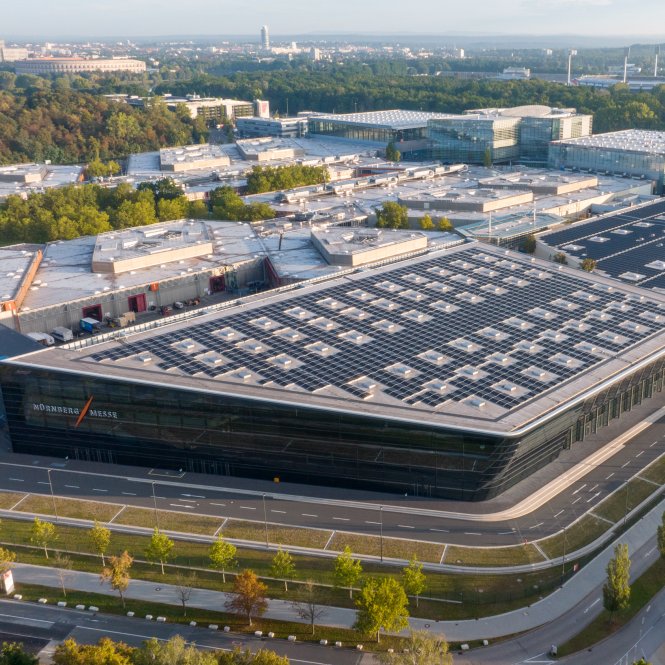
430;528;450;533
8;478;23;482
528;522;544;530
635;450;644;458
586;492;601;503
65;485;79;489
588;484;598;492
397;524;415;529
572;497;581;505
365;521;381;525
572;484;587;495
464;532;482;536
621;460;631;468
239;506;256;510
92;488;108;492
178;499;196;503
645;547;657;558
605;472;615;480
332;517;350;521
553;510;564;518
169;503;194;509
498;530;515;535
302;513;318;518
210;502;226;507
271;510;286;514
121;492;136;496
584;597;601;613
181;493;205;498
37;481;50;485
650;441;658;447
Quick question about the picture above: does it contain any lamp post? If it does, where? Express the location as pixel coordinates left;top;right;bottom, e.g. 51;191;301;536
379;506;384;563
262;493;269;548
561;524;566;586
151;481;159;529
47;468;58;522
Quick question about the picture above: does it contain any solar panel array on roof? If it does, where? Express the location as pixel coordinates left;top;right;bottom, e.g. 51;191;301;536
542;200;665;290
87;244;665;421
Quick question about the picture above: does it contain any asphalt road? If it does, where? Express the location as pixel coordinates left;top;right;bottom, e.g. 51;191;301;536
0;599;367;665
453;533;664;664
0;407;663;548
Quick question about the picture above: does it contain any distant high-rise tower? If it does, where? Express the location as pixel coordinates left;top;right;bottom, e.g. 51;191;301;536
261;25;270;50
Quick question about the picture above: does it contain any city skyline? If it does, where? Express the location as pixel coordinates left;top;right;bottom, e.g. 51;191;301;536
2;0;665;39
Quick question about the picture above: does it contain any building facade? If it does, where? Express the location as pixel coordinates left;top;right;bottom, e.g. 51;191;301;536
236;116;309;139
14;58;146;75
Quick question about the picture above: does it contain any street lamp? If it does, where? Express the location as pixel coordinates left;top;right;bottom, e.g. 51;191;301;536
262;493;269;548
560;524;566;586
47;468;58;522
151;481;160;529
379;506;384;563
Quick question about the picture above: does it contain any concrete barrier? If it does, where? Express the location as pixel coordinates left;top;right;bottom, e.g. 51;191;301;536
156;617;166;623
57;601;67;607
145;615;153;621
209;625;218;630
189;621;197;627
75;604;85;610
267;632;275;638
334;641;343;648
127;612;135;617
13;595;22;600
254;631;263;638
223;626;230;632
319;639;328;646
88;606;99;612
38;598;48;604
287;635;297;642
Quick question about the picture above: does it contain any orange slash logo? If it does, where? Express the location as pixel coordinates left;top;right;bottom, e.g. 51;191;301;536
74;395;94;428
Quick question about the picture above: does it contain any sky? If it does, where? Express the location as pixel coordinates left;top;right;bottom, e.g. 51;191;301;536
3;0;665;39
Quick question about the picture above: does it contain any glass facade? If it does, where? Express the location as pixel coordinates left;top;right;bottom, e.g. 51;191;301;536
1;358;663;501
428;117;521;164
308;120;427;144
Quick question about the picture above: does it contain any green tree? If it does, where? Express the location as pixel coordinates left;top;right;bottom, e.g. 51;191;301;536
145;527;174;575
138;177;185;201
402;556;426;608
88;521;111;566
522;233;536;254
0;546;16;574
378;630;453;665
270;548;296;592
581;257;597;272
291;579;326;635
30;518;57;559
334;546;363;599
218;648;289;665
437;216;454;232
132;636;217;665
187;199;210;219
376;201;409;229
385;142;401;162
101;550;133;608
209;535;238;583
53;637;133;665
553;252;568;265
657;511;665;559
225;569;268;627
354;577;410;643
631;660;652;665
419;214;434;230
0;642;39;665
112;197;157;229
157;196;189;221
603;543;631;622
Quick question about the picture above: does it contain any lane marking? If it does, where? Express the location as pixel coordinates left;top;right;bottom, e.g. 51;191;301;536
365;521;381;525
271;510;286;514
181;493;205;498
239;506;256;510
121;492;136;496
210;502;226;508
572;497;581;505
8;478;24;482
635;450;644;458
65;485;80;489
588;484;598;492
397;524;415;529
169;503;194;509
302;513;318;518
430;528;449;533
605;472;615;480
498;530;515;535
528;522;544;530
464;532;482;536
584;597;601;613
332;517;350;521
37;481;50;486
572;484;587;495
621;460;631;468
586;492;601;503
92;488;108;493
553;510;564;518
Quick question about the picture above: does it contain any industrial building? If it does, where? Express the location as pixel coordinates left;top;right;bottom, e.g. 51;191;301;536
549;130;665;193
159;144;231;172
236;116;309;139
535;198;665;292
14;58;146;75
0;163;84;200
1;242;663;500
160;95;259;123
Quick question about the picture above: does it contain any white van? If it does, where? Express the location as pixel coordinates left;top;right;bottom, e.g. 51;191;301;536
51;326;74;342
26;332;55;346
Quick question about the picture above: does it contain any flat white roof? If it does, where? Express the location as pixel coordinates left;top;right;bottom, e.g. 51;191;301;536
553;129;665;155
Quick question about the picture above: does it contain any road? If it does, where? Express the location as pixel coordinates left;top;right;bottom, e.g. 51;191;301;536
0;404;663;549
0;599;367;665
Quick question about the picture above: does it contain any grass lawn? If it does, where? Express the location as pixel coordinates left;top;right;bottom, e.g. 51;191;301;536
639;454;665;484
15;495;120;522
443;543;545;567
558;557;665;656
113;506;223;536
538;514;611;559
0;515;570;621
222;520;331;549
592;478;659;524
0;492;27;509
328;532;444;564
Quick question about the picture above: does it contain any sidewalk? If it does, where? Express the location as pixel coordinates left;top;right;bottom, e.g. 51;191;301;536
10;494;665;643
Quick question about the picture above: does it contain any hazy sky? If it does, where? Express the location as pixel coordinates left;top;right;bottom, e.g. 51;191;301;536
3;0;665;39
